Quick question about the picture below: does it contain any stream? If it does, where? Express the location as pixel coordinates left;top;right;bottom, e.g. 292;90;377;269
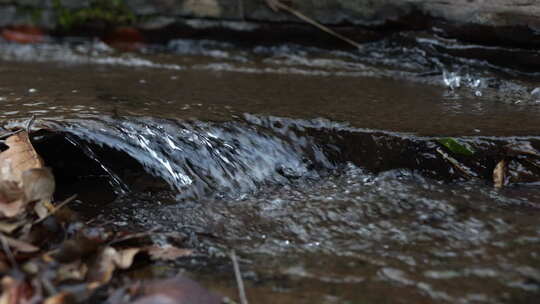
1;36;539;303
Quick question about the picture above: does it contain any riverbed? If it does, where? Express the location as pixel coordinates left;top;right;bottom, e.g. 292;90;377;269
1;37;539;303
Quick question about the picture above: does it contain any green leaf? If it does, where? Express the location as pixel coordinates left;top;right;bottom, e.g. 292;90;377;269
436;138;475;156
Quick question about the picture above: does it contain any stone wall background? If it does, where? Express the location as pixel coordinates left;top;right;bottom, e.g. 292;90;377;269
0;0;539;46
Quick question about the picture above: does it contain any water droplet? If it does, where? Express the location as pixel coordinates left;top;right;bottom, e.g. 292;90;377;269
443;70;461;90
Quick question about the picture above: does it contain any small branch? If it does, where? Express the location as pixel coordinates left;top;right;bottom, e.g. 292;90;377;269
436;147;477;178
33;194;77;225
265;0;362;49
230;250;249;304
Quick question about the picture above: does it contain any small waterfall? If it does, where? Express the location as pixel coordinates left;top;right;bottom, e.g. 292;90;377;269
47;115;336;199
42;114;540;200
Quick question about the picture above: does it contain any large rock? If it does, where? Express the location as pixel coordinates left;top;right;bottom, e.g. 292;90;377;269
170;0;540;28
131;0;540;47
1;0;539;47
173;0;540;47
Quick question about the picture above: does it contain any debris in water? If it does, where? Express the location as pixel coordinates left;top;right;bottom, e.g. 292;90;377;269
493;160;507;188
231;250;249;304
265;0;362;49
145;245;194;261
436;137;475;156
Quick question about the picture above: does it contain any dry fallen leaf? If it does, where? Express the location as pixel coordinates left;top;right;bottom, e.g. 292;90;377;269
493;160;507;188
0;131;44;184
0;131;51;218
0;180;22;203
0;219;25;234
88;247;141;284
0;276;33;304
22;168;55;204
145;246;193;261
57;260;88;282
505;142;540;157
0;180;25;218
0;259;8;273
33;201;49;220
43;292;73;304
1;233;39;253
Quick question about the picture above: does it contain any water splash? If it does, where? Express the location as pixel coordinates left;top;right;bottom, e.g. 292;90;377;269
442;70;484;96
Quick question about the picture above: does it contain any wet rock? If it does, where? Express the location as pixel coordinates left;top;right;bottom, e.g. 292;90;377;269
1;0;539;55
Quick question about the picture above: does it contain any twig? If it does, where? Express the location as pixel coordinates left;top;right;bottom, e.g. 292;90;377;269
33;194;77;225
230;250;249;304
265;0;362;49
436;148;477;178
0;129;24;140
26;115;37;133
108;227;162;245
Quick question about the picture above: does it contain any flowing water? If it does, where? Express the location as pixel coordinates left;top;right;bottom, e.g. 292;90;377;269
1;35;540;303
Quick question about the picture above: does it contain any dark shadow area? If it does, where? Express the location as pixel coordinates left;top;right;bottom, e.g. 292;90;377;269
31;130;169;214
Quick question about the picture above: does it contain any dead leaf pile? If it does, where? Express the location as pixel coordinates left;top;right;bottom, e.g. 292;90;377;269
0;124;202;304
1;218;197;303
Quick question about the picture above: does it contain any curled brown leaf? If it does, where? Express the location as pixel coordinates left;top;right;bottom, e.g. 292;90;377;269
0;131;44;184
22;168;55;204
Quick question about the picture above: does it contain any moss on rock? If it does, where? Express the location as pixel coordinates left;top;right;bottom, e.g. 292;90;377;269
53;0;136;29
